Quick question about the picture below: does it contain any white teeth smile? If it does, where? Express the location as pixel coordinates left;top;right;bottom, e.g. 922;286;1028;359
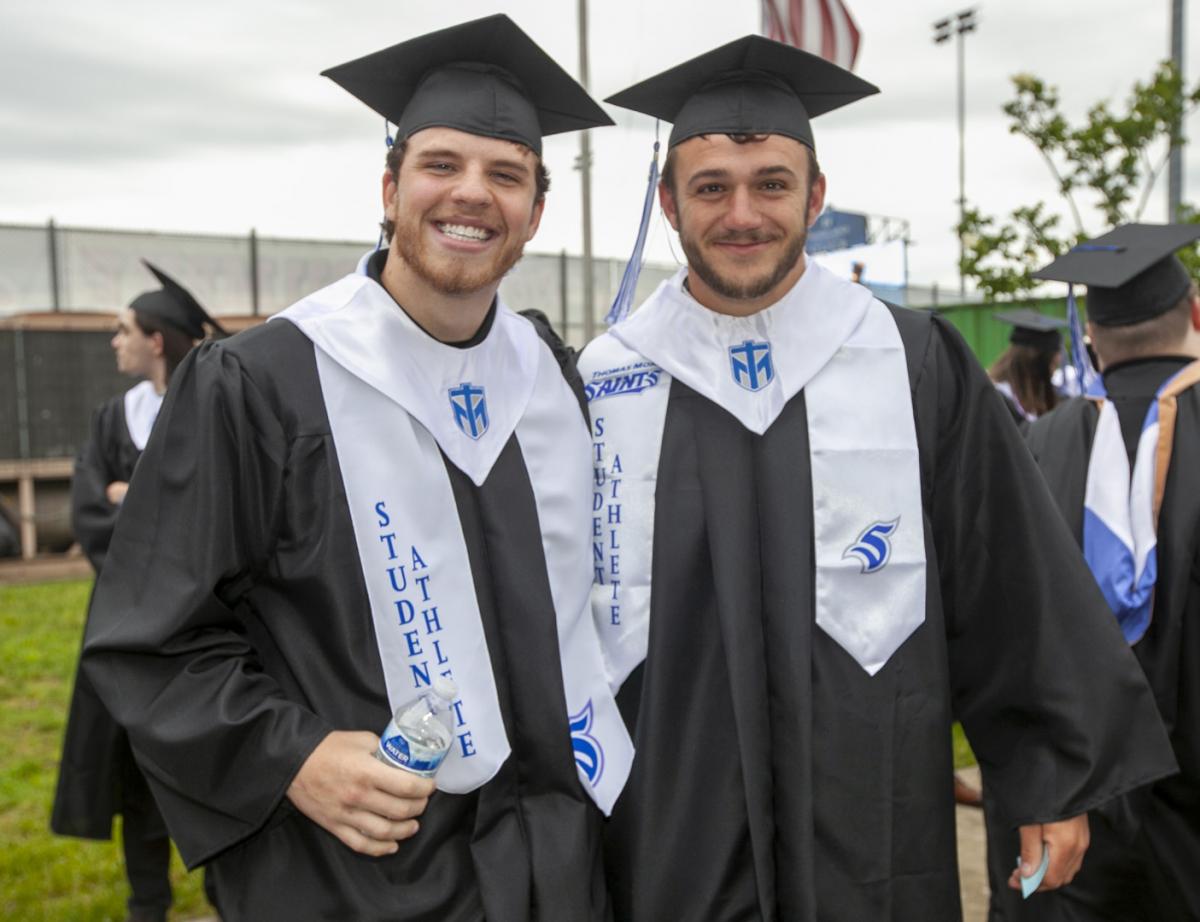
437;223;493;242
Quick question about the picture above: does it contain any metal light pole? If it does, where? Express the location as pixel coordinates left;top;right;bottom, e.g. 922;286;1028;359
1168;0;1185;221
934;8;977;300
576;0;596;344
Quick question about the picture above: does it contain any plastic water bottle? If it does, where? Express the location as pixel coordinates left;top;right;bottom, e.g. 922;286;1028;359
374;676;458;776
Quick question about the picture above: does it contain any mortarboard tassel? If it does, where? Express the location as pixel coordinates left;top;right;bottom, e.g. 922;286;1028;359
606;136;661;326
377;119;395;252
1066;283;1104;398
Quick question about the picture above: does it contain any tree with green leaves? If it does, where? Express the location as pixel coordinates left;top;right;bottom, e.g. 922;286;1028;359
960;61;1200;301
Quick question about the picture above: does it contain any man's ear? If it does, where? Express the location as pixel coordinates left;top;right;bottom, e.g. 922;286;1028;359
807;172;827;228
1190;290;1200;332
525;196;546;243
658;180;680;232
382;170;397;215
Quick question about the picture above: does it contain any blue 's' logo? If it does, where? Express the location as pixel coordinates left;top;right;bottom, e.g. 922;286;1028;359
729;340;774;392
449;382;489;439
568;699;605;786
843;518;900;574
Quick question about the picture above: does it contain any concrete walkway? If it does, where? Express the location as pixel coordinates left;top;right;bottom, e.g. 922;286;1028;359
957;766;990;922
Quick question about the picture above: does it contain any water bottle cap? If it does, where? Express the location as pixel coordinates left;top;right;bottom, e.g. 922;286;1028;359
432;676;458;701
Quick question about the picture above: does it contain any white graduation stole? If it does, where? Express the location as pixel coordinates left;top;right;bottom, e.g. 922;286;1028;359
123;380;164;451
272;266;632;813
578;262;926;680
1083;360;1200;643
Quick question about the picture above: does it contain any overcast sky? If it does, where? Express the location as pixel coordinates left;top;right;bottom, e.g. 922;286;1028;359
1;0;1196;290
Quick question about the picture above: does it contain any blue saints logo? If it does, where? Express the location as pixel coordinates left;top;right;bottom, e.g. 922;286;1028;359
843;518;900;574
584;368;662;402
729;340;774;392
448;382;489;440
568;699;605;786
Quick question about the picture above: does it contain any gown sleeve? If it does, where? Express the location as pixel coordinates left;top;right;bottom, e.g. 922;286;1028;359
925;316;1177;829
81;341;333;866
70;400;125;571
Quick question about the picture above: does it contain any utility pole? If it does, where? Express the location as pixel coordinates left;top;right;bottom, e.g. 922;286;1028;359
1168;0;1185;221
934;8;977;301
577;0;596;343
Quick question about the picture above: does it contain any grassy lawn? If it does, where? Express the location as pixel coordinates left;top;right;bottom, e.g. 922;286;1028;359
0;579;208;921
953;721;976;770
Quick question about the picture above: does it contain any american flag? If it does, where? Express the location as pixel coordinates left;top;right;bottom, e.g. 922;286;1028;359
761;0;862;71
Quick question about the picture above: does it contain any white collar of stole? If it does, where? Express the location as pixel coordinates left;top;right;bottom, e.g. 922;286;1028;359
123;380;164;451
277;267;538;487
610;262;870;435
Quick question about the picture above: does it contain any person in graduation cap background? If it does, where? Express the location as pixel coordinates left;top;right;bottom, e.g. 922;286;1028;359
81;15;632;921
986;224;1200;922
52;261;225;922
580;36;1177;922
989;308;1069;429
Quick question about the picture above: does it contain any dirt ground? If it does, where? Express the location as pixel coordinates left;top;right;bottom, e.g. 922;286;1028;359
957;765;990;922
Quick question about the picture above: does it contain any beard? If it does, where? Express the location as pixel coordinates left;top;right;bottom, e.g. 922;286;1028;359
394;215;529;296
679;224;808;302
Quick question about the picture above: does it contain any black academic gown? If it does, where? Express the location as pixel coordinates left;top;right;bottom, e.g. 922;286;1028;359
70;394;142;572
603;308;1175;922
52;393;167;842
81;316;608;922
987;357;1200;922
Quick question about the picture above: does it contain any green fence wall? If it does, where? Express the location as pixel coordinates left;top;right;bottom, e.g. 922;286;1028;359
928;297;1075;369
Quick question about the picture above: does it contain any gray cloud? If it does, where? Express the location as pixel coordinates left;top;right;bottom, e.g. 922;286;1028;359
0;9;366;164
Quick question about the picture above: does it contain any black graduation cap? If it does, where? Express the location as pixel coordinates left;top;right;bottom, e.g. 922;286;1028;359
1033;223;1200;326
604;34;879;151
321;15;613;157
992;308;1068;351
129;261;225;339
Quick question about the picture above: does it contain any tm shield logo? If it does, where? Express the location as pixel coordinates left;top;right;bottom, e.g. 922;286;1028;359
568;699;605;787
449;382;489;440
843;518;900;574
729;340;774;392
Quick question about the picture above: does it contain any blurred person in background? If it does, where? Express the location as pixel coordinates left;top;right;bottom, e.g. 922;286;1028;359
52;261;224;922
988;224;1200;922
989;309;1068;430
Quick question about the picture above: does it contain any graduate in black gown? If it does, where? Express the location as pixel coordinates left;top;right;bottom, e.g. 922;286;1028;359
52;261;224;922
581;38;1177;922
987;224;1200;922
989;309;1068;430
82;16;632;922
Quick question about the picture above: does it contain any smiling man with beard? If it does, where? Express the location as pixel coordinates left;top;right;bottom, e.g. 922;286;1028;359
81;15;632;921
579;36;1176;922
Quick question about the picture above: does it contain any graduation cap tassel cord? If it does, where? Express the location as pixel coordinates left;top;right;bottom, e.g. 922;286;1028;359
606;137;661;326
1066;283;1104;398
375;118;395;253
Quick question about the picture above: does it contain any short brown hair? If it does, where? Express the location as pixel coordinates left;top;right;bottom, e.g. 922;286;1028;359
659;134;821;197
1090;284;1197;366
381;138;551;242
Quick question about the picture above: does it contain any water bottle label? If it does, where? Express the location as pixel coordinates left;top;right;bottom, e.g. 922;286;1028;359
378;732;446;774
